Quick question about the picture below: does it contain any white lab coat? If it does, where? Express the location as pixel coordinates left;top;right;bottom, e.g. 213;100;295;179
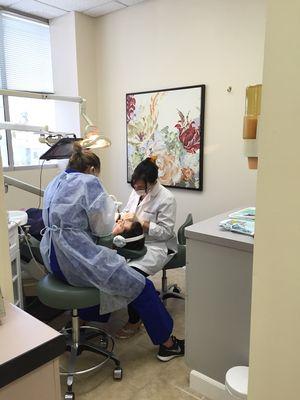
124;182;177;275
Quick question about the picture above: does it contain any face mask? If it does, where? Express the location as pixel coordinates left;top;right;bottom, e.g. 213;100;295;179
135;189;146;197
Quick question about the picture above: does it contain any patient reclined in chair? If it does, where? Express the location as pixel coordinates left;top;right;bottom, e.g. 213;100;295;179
20;209;146;285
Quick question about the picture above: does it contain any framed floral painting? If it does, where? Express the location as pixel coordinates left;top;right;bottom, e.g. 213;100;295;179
126;84;205;191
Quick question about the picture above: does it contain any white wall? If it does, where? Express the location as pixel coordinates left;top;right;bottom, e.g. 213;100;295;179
95;0;266;225
248;0;300;398
75;13;98;131
50;12;81;135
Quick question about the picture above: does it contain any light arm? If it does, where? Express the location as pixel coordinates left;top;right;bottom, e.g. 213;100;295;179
4;175;44;197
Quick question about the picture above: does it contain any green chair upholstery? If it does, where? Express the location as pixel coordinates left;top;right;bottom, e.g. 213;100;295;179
164;213;193;270
37;274;100;310
177;213;193;245
97;234;114;248
164;245;186;269
161;214;193;301
117;246;147;260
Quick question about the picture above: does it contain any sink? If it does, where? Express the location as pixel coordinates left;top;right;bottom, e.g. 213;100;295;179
7;210;28;226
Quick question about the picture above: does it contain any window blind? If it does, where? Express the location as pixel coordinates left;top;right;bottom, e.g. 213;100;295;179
0;12;53;92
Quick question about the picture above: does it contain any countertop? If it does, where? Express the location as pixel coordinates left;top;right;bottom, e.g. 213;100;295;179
185;209;254;253
0;301;65;389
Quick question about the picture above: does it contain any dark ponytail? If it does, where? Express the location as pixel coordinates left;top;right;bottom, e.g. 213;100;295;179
131;157;158;188
67;142;101;173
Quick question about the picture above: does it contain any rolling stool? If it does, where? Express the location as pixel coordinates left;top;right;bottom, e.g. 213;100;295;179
161;214;193;301
37;274;122;400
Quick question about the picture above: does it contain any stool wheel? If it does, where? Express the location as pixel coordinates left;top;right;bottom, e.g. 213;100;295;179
64;391;75;400
113;367;123;380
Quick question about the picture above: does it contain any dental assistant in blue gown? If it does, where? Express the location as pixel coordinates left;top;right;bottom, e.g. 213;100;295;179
40;143;184;362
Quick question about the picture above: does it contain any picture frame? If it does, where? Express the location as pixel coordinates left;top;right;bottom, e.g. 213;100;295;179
126;84;205;191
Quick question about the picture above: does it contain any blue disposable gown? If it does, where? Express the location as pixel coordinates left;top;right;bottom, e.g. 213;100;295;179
40;171;145;314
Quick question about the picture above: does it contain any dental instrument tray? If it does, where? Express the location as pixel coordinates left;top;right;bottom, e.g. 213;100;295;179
228;207;256;220
219;218;255;237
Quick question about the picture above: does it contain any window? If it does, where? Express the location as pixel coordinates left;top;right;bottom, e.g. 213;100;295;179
0;12;55;169
8;97;56;167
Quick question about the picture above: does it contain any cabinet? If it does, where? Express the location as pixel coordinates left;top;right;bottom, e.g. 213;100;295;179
8;224;23;309
185;209;254;385
0;302;64;400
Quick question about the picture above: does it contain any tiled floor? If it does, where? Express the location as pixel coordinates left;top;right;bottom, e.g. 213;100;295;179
51;269;208;400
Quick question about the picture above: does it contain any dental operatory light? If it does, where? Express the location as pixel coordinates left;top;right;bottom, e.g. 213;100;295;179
80;128;111;149
0;89;111;151
80;102;111;149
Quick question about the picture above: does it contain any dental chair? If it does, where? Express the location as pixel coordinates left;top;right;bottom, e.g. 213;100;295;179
20;235;46;293
161;214;193;302
37;241;147;400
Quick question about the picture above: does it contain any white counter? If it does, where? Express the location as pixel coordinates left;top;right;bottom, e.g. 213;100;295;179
185;210;253;252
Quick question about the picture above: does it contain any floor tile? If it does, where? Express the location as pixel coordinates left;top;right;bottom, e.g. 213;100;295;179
130;376;203;400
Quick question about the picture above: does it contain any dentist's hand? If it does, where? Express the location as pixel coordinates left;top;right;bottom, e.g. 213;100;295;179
122;212;135;222
142;220;150;233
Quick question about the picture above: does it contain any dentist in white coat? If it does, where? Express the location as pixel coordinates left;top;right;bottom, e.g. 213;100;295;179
116;156;177;339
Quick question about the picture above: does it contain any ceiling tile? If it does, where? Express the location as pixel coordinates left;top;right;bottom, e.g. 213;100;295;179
0;0;19;6
118;0;145;5
84;1;125;17
12;0;66;18
38;0;109;12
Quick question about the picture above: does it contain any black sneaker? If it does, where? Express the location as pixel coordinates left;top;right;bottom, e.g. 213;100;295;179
157;336;185;362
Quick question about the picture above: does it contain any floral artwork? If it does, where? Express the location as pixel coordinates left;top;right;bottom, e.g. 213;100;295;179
126;85;205;190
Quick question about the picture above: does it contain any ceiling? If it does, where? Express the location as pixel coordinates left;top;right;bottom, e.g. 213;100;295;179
0;0;146;19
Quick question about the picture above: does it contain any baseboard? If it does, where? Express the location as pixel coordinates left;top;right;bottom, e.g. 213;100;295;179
190;370;233;400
